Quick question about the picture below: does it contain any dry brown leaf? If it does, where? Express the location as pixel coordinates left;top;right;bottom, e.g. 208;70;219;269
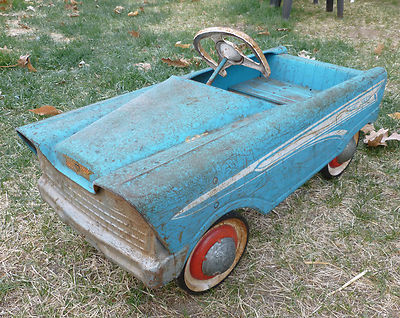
17;54;36;72
385;132;400;142
257;29;270;36
374;43;384;55
18;22;30;29
134;62;151;71
27;62;37;72
161;57;191;68
191;56;203;66
128;30;140;38
276;28;290;32
65;0;78;10
17;55;30;67
364;128;389;147
29;105;62;116
388;112;400;120
175;41;191;49
114;5;124;14
128;10;139;16
361;123;375;134
0;0;12;11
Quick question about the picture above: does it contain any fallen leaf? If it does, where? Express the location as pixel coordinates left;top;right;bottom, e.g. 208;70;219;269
298;50;315;60
374;43;384;55
78;60;89;67
69;12;79;17
128;29;140;37
385;132;400;141
114;5;124;14
18;22;30;29
17;54;36;72
0;0;11;11
388;112;400;120
17;55;30;67
65;0;78;10
134;62;151;71
361;123;375;134
191;56;203;66
364;128;389;147
27;62;37;72
257;28;270;36
29;105;62;116
276;28;290;32
128;10;139;16
161;57;191;67
65;4;78;10
175;41;191;49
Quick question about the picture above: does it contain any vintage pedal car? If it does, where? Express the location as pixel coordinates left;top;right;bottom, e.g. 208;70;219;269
17;27;387;293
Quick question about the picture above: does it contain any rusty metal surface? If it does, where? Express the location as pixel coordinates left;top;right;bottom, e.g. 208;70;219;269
193;27;271;78
37;151;187;288
64;154;94;181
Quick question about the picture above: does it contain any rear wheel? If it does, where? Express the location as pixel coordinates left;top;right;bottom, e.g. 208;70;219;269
320;132;359;179
177;212;248;294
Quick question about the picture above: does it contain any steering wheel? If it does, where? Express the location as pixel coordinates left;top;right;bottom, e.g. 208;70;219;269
193;27;271;83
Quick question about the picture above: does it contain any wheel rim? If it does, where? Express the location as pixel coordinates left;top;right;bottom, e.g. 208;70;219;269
184;218;248;292
327;132;359;176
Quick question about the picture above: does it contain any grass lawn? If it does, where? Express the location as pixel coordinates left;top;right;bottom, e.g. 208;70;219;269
1;0;399;316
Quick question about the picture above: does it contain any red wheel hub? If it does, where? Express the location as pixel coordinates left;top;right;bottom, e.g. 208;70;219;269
328;157;342;168
190;224;238;280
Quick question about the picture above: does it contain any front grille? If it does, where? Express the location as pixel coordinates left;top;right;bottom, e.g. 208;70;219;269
39;153;155;255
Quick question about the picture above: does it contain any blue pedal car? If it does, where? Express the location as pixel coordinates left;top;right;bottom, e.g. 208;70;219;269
17;27;387;293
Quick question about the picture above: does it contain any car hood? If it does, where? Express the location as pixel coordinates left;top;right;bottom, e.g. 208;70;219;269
19;76;271;193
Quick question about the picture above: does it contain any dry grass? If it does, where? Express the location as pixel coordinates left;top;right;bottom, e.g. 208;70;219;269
1;0;400;317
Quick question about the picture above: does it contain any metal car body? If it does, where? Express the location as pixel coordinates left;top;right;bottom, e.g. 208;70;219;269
17;30;387;290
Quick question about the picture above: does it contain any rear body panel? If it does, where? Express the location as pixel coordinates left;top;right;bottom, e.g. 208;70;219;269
17;47;387;288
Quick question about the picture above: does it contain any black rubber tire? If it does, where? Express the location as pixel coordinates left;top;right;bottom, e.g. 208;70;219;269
177;211;249;294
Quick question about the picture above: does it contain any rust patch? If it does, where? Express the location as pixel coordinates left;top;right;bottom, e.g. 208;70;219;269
64;154;94;181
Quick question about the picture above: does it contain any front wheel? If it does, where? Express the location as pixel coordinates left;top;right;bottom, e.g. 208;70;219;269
177;212;249;294
320;132;359;179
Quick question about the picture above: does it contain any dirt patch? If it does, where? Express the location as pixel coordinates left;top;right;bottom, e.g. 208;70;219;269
295;1;400;48
6;19;34;36
49;32;71;43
